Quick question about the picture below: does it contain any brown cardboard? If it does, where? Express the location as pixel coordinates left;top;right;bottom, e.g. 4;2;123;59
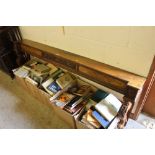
15;75;27;90
52;104;76;128
24;79;54;110
37;88;54;110
24;80;38;99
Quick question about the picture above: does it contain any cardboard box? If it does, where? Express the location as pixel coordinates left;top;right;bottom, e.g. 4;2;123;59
15;75;28;90
24;79;54;110
50;78;95;129
24;79;39;99
52;104;76;128
37;88;54;110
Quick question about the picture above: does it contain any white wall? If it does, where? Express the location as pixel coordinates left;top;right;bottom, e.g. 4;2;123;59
20;26;155;77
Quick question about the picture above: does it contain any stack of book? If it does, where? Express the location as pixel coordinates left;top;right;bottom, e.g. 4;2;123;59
13;66;29;78
80;89;122;129
22;58;59;86
42;72;76;96
53;84;92;115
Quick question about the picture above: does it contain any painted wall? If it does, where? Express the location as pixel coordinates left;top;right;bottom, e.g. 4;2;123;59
20;26;155;77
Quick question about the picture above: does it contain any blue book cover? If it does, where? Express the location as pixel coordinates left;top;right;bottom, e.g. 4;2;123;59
47;81;61;94
92;110;110;128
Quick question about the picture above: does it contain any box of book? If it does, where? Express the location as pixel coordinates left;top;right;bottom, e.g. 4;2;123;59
52;105;76;128
13;67;29;90
51;78;94;128
14;75;28;90
24;77;39;99
75;89;122;129
37;88;54;110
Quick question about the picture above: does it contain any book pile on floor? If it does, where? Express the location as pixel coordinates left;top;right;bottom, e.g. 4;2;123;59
13;57;123;129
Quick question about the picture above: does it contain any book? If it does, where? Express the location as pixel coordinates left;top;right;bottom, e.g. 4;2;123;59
64;99;89;115
50;80;76;101
73;85;91;97
56;73;75;89
91;89;109;103
23;59;38;70
50;69;64;80
14;67;29;78
30;71;49;84
85;99;97;110
55;93;75;108
81;117;95;129
33;64;51;73
47;63;58;74
92;110;110;128
86;109;101;128
47;81;61;94
95;94;122;122
64;103;84;115
66;96;81;107
42;78;61;95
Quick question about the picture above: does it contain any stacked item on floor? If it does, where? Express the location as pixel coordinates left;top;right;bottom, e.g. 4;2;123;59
23;58;55;86
13;58;56;86
75;89;122;129
13;57;123;129
13;57;62;107
53;83;93;115
48;77;94;128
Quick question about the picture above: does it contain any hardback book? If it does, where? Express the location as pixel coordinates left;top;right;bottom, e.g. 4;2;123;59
64;98;89;115
92;110;110;128
23;59;39;71
50;69;64;80
56;73;75;89
91;89;109;103
85;99;97;111
70;97;83;109
86;109;101;128
95;94;122;122
47;63;58;74
81;117;95;129
33;64;51;73
30;71;49;84
42;78;61;95
73;85;91;97
64;102;84;115
47;81;61;94
65;96;81;108
55;92;75;108
14;67;29;78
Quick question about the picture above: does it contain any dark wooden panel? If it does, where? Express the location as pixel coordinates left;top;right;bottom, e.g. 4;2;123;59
22;44;42;58
21;39;145;89
42;52;77;70
78;65;128;93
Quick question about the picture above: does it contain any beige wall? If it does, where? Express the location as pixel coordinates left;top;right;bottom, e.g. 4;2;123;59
20;26;155;77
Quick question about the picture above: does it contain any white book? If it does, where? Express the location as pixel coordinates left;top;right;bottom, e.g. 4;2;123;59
95;94;122;122
14;67;29;78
